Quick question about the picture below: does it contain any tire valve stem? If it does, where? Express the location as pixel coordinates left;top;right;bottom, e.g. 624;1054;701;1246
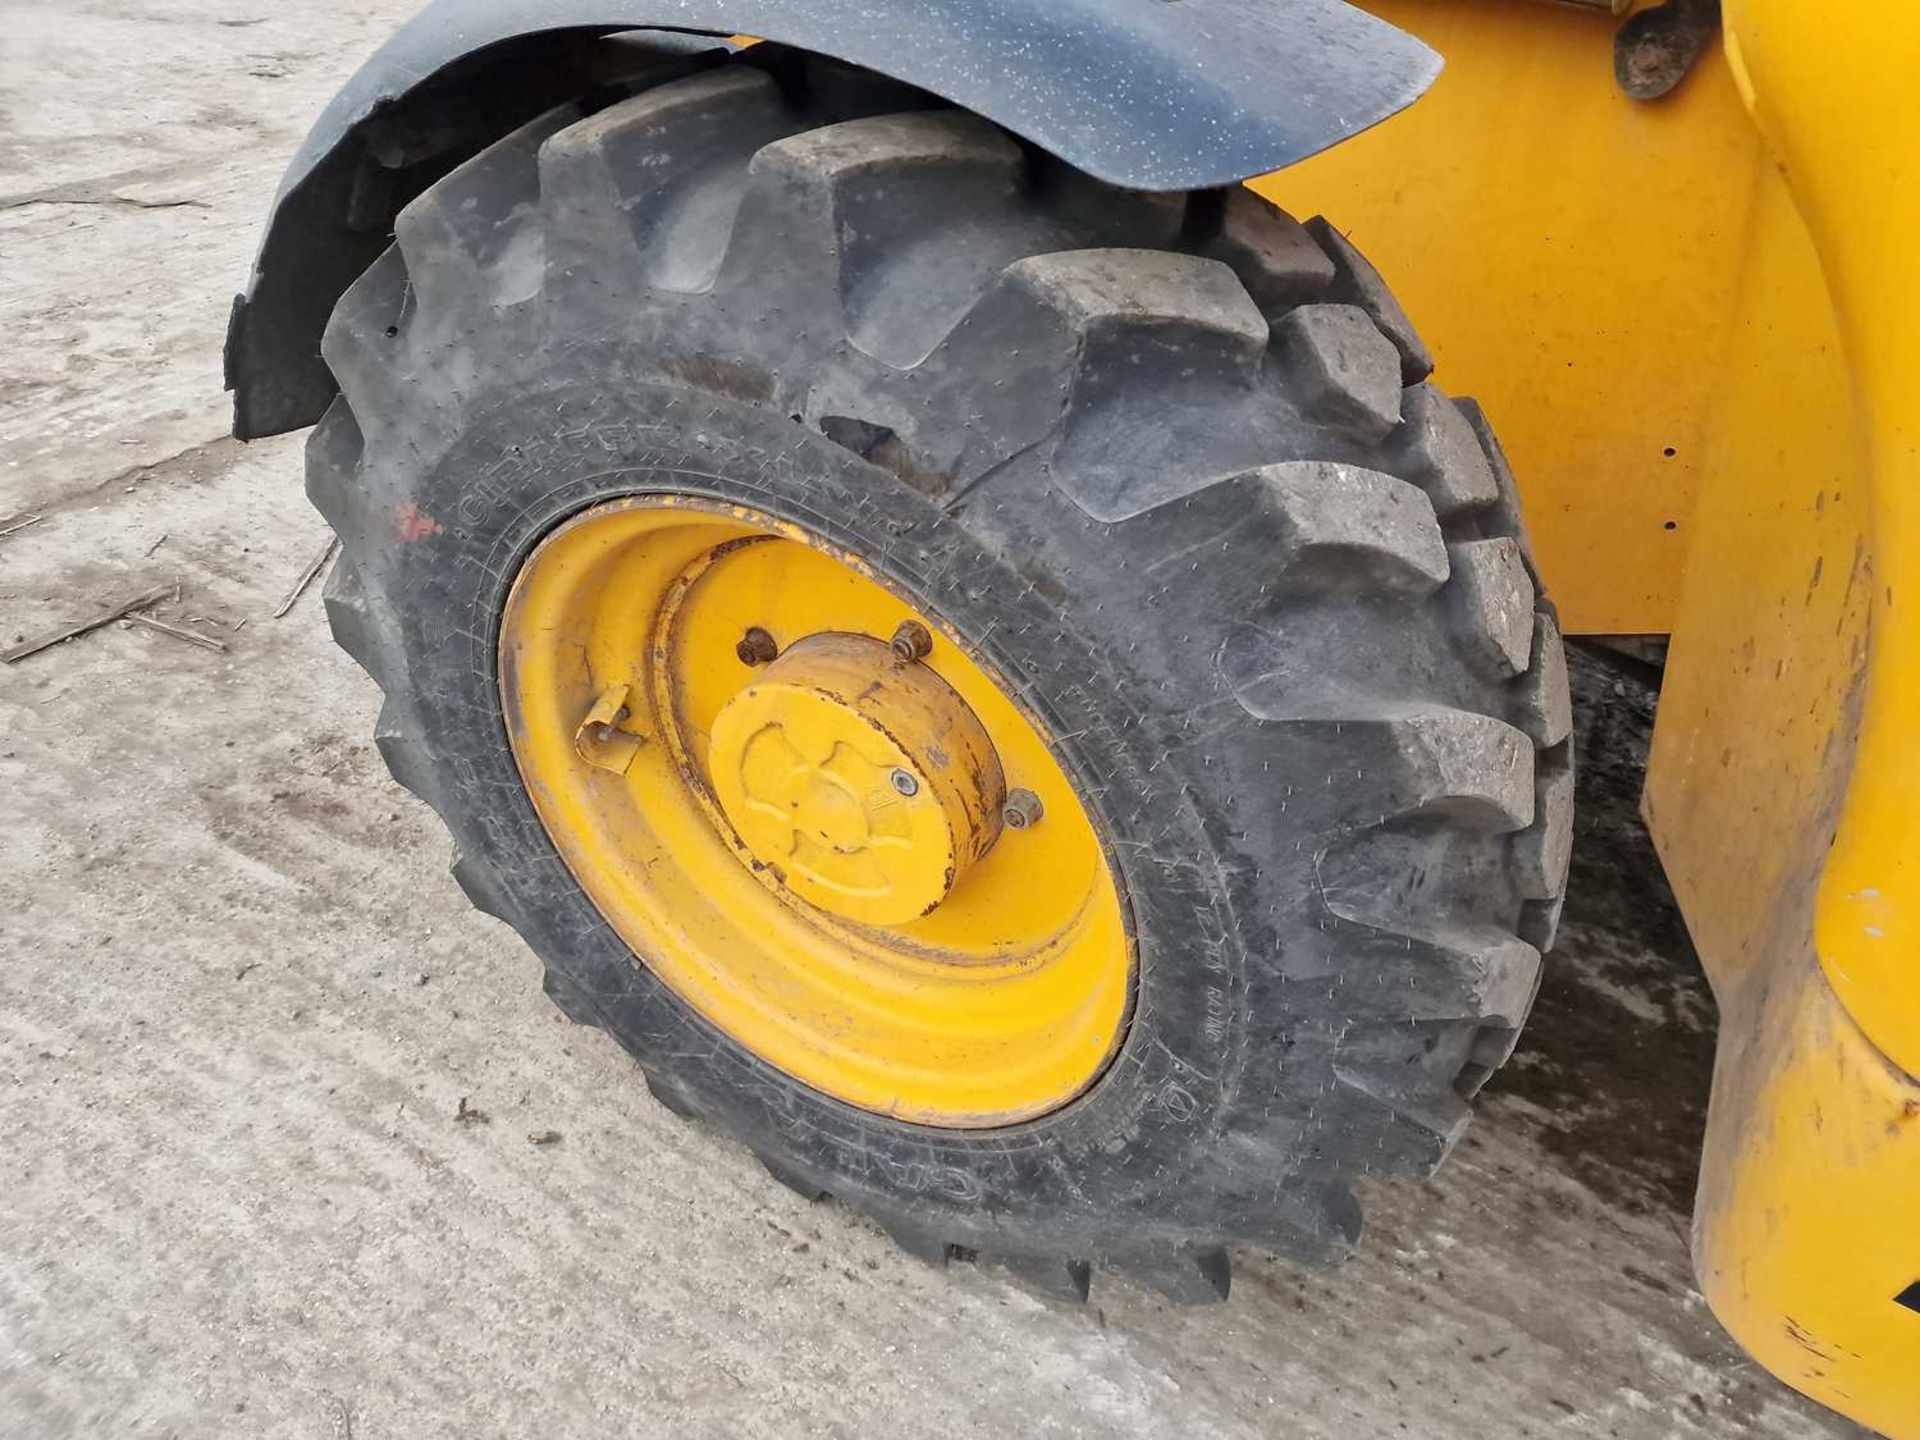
889;620;933;664
1002;788;1044;832
595;705;630;744
890;768;920;798
736;627;779;666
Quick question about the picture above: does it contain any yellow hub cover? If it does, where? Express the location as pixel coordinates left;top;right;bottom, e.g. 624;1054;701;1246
708;633;1005;927
497;497;1132;1127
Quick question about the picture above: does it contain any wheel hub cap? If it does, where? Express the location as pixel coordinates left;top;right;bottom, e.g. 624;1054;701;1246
708;633;1005;926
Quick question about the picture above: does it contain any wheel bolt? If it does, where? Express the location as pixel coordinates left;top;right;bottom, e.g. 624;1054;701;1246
889;620;933;664
890;768;920;798
736;627;778;666
1002;788;1044;831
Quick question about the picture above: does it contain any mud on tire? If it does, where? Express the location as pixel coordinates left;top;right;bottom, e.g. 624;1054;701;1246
306;43;1573;1303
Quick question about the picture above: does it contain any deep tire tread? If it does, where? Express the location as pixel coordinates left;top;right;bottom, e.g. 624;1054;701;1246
307;51;1574;1301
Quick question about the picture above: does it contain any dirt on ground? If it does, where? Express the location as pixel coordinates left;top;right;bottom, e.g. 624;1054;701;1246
0;4;1870;1437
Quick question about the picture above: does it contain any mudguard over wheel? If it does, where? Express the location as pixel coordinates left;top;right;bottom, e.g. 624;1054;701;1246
308;45;1572;1301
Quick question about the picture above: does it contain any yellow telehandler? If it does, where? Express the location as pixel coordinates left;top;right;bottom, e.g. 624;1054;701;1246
224;1;1919;1431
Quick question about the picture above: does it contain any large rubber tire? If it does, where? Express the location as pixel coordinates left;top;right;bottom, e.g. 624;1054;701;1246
309;46;1573;1302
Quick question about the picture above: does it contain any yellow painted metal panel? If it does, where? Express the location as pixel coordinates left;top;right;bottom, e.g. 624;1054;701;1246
1643;3;1920;1431
1719;0;1920;1080
1642;169;1869;1001
1650;0;1920;1066
1641;170;1898;1432
1252;0;1764;635
1693;958;1920;1439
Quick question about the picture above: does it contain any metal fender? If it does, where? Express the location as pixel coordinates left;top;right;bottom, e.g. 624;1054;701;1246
224;0;1439;439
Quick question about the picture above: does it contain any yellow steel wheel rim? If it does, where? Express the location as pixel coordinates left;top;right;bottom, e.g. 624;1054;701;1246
499;497;1132;1127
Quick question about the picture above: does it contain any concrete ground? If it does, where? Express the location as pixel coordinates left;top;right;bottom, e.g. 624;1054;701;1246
0;4;1869;1437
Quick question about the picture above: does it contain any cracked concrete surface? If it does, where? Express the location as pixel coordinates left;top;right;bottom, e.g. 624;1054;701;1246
0;3;1870;1437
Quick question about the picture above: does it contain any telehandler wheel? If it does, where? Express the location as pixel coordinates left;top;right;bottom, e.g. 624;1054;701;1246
308;47;1573;1302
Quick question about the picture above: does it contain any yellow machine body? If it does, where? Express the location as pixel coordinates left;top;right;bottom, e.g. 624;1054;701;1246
1257;2;1920;1431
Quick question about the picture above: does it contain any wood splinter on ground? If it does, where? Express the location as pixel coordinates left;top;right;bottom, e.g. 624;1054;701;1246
2;585;173;664
528;1130;562;1146
126;611;228;653
273;537;339;618
0;514;46;541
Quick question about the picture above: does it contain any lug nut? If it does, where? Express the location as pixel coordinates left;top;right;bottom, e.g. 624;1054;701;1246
889;620;933;664
736;627;779;666
1002;788;1044;831
890;768;920;798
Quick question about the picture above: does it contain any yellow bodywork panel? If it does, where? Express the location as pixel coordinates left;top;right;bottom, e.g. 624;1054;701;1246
1716;1;1920;1081
1693;957;1920;1437
1627;0;1920;1432
1642;168;1868;1005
